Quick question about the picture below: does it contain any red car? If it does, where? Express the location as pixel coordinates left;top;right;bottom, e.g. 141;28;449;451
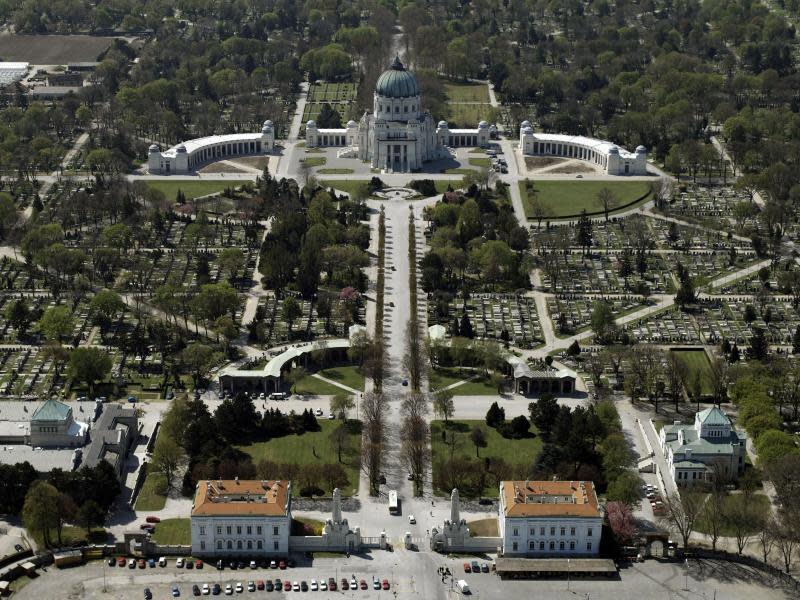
116;557;126;567
256;581;265;590
360;579;367;590
195;559;203;569
463;562;471;573
328;578;337;591
382;579;390;590
138;559;146;569
279;560;286;570
283;581;291;591
145;516;161;523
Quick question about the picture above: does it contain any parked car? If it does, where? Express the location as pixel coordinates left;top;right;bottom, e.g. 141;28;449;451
341;578;349;590
247;581;256;592
144;589;152;600
350;577;357;589
315;408;323;416
202;584;211;595
360;579;367;590
328;577;337;591
140;524;155;532
291;581;299;592
408;515;416;524
176;558;185;568
481;563;489;573
186;560;194;570
319;579;327;591
278;560;286;569
128;558;136;569
250;560;257;569
15;544;26;553
159;556;167;567
146;516;161;523
471;560;480;573
224;584;233;595
283;581;291;591
269;560;277;568
382;579;390;590
171;585;180;597
192;584;200;596
256;580;264;590
195;559;203;569
147;558;156;568
235;582;243;593
117;557;126;567
463;562;471;573
211;583;221;595
310;580;318;591
107;557;115;567
265;581;274;592
373;578;381;589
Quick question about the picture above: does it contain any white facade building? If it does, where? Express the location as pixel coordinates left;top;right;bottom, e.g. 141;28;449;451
191;479;291;557
148;121;275;174
660;407;747;486
498;480;603;557
519;121;647;175
306;56;490;173
0;62;29;85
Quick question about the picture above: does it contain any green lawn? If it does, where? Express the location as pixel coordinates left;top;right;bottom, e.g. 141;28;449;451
317;168;354;174
291;374;346;396
135;470;168;511
469;157;491;168
30;526;107;547
152;518;191;545
301;156;326;167
237;420;362;495
520;180;653;219
429;367;498;395
446;103;495;128
431;420;543;496
319;365;365;391
145;180;240;201
443;168;477;175
319;179;372;196
445;82;490;103
695;493;770;537
671;349;714;396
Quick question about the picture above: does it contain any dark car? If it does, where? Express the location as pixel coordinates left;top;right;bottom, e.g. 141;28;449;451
185;560;193;570
229;561;238;570
341;578;349;590
144;589;152;600
265;581;274;592
212;583;221;596
15;544;25;553
107;557;115;567
481;563;489;573
471;561;480;573
237;561;245;570
300;581;308;591
216;560;224;570
146;516;161;523
192;584;200;596
287;559;296;568
274;579;282;590
328;578;337;591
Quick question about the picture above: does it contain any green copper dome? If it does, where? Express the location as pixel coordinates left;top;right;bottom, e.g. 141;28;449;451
375;56;419;98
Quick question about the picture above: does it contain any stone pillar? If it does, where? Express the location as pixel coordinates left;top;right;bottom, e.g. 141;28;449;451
450;488;460;524
332;487;342;523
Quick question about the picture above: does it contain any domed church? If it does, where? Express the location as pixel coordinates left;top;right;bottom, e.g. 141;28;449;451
306;56;490;173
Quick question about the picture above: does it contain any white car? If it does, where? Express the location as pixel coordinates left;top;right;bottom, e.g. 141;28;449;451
319;579;328;591
225;584;233;595
328;412;335;419
202;584;210;595
315;408;323;416
310;580;318;591
235;582;243;593
176;557;185;568
408;515;416;524
350;577;357;589
292;581;300;591
158;556;167;567
247;581;255;592
249;560;257;569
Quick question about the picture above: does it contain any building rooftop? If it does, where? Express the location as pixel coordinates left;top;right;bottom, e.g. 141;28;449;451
0;444;78;472
192;479;291;517
160;133;265;158
525;132;640;159
501;480;601;518
697;406;731;426
375;56;419;98
31;399;71;422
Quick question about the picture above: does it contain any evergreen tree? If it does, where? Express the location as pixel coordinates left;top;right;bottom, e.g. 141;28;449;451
451;317;460;337
748;327;769;361
485;401;505;428
729;343;740;363
567;340;581;356
618;250;633;289
793;326;800;354
460;312;474;338
576;210;592;255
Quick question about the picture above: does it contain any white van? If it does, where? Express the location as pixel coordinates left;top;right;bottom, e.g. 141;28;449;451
456;580;470;594
270;392;286;400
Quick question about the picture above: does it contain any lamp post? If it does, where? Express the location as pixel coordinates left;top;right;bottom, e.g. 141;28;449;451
567;558;570;591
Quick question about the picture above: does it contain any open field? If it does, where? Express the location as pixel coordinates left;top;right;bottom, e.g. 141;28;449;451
319;180;369;197
429;367;498;395
671;349;714;396
444;82;490;103
520;180;652;218
301;156;326;167
134;471;167;511
430;420;542;496
695;493;770;536
446;103;495;128
236;420;362;495
317;168;354;174
0;34;116;63
291;374;345;396
144;180;239;201
152;519;191;545
467;518;499;537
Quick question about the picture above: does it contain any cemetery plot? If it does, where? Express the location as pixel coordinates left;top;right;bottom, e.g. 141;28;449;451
695;299;800;345
428;294;543;348
665;185;756;230
302;82;358;125
619;308;701;344
547;295;646;334
670;251;761;287
649;218;752;250
540;253;674;294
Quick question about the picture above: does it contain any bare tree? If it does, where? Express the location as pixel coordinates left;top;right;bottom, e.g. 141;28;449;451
597;187;619;222
360;392;387;496
651;176;676;209
432;388;455;422
702;489;726;551
401;415;430;496
776;513;798;573
709;356;729;406
725;494;758;555
660;491;704;551
756;516;778;565
664;350;688;412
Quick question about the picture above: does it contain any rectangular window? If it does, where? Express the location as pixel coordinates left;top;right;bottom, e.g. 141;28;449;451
539;541;544;550
529;541;534;549
540;527;545;536
257;526;262;535
587;542;592;551
226;526;232;535
512;527;518;536
587;528;593;537
237;526;242;535
273;541;279;550
570;527;575;536
512;542;518;551
560;527;565;536
247;526;252;535
217;526;222;535
200;541;205;550
529;528;535;536
273;526;279;536
570;541;575;550
550;527;555;536
199;526;205;535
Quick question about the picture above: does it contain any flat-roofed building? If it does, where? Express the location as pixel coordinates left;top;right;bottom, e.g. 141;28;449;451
29;399;88;448
191;479;292;557
498;480;603;557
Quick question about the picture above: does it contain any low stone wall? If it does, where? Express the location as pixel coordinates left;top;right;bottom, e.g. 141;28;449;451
292;497;361;512
289;536;334;552
443;537;501;553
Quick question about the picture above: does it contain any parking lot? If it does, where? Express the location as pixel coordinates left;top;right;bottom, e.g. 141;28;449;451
10;550;797;600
